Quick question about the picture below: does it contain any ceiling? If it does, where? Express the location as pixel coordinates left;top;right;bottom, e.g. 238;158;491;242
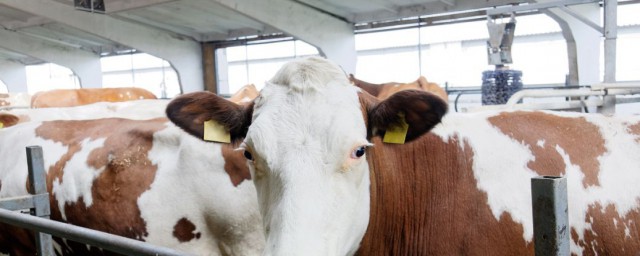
0;0;531;65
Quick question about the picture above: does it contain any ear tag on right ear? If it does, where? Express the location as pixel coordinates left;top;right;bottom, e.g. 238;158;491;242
383;113;409;144
0;122;3;128
204;120;231;143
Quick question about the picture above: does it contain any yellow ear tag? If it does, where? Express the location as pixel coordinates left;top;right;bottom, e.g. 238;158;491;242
203;120;231;143
0;122;3;128
383;113;409;144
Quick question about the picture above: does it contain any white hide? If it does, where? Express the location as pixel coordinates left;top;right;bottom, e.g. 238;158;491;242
431;110;640;255
5;99;169;122
243;57;370;256
51;137;107;220
139;124;264;255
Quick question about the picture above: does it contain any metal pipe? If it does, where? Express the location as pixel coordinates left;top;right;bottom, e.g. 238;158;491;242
0;208;191;256
26;146;54;256
531;176;570;256
505;88;640;106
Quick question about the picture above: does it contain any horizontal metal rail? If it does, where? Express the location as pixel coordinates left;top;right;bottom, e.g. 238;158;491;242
0;205;191;256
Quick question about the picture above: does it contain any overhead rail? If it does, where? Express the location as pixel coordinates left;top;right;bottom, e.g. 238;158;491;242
461;82;640;112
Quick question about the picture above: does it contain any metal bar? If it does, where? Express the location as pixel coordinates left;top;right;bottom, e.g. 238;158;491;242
26;146;54;256
0;208;191;256
531;176;570;256
0;194;48;212
486;0;598;16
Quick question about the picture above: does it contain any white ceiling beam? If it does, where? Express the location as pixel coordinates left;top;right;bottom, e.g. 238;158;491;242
0;59;27;92
0;15;51;30
353;0;529;23
439;0;456;7
0;0;204;93
0;28;103;89
210;0;357;73
104;0;178;13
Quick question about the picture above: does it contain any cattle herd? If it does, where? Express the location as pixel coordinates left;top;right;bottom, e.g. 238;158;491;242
0;57;639;255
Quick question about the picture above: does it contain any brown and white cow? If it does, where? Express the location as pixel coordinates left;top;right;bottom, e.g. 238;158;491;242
168;57;640;255
30;87;157;108
0;116;264;255
349;74;448;101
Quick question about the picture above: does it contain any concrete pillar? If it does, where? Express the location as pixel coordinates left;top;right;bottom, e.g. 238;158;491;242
0;59;28;93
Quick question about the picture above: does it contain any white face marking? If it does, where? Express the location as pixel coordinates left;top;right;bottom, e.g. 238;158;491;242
244;58;370;255
536;139;545;148
432;110;640;255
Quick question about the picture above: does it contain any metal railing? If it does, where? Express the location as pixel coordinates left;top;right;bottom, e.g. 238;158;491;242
0;146;191;256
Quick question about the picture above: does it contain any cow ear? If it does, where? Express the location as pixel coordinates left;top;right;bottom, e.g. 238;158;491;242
166;91;253;142
0;113;20;128
366;90;447;142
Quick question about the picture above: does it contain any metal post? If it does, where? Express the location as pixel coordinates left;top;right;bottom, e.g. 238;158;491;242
600;0;617;114
26;146;54;256
531;176;569;256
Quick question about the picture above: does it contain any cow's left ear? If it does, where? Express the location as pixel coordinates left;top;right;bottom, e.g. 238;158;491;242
364;90;448;142
166;91;253;142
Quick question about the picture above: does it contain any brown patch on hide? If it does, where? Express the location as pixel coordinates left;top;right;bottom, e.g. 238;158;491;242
358;135;533;255
488;111;605;187
173;217;202;243
629;122;640;144
221;143;252;186
34;118;167;248
574;203;640;255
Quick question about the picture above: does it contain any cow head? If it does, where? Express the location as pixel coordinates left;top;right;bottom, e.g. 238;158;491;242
166;57;447;255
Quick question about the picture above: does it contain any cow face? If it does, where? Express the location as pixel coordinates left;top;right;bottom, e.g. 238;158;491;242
167;57;447;255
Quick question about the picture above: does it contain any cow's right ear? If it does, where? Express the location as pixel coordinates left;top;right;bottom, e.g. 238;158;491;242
166;91;253;142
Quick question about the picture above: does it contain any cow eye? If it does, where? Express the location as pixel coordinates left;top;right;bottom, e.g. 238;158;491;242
351;146;366;159
243;150;253;161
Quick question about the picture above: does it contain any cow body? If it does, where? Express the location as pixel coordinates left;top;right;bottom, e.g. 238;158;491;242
0;118;263;255
166;57;640;255
31;88;157;108
359;110;640;255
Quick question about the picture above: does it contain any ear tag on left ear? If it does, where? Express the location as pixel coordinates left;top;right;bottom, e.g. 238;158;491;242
0;122;3;128
383;113;409;144
203;120;231;143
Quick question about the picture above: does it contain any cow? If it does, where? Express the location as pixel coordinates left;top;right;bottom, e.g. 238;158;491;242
30;87;157;108
349;74;448;101
167;57;640;255
0;116;264;255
